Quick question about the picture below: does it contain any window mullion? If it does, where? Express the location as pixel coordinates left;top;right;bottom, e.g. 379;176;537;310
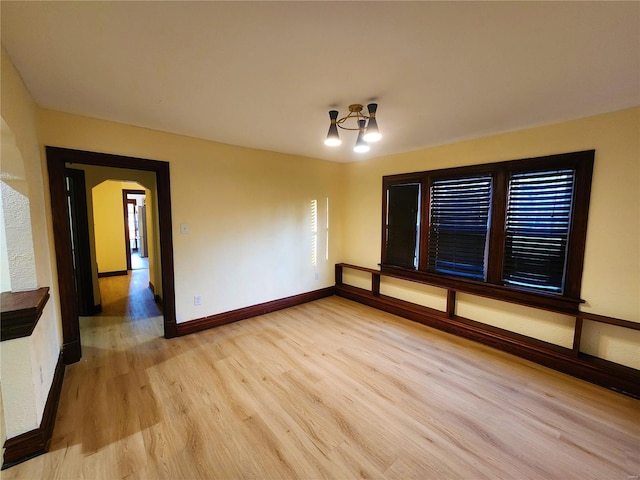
487;167;507;284
418;175;430;271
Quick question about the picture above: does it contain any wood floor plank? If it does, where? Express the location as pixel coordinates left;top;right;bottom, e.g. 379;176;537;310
4;274;639;479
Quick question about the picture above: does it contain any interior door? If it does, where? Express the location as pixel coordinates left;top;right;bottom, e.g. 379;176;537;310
64;168;95;316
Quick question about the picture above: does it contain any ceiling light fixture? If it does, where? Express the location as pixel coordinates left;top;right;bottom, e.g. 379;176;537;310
324;103;381;153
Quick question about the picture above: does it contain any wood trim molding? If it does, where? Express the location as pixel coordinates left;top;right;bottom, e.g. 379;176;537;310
97;270;128;278
379;264;583;314
578;311;640;330
0;288;50;341
335;284;640;399
177;287;335;336
2;352;66;469
148;282;162;306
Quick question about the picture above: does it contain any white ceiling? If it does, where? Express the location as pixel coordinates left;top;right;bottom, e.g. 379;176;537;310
2;1;639;163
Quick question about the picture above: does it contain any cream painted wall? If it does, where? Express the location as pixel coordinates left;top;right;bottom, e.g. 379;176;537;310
32;104;640;369
341;107;640;369
0;47;62;442
37;109;344;325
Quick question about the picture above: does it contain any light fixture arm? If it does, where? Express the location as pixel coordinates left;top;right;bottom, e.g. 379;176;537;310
335;104;370;131
323;102;381;152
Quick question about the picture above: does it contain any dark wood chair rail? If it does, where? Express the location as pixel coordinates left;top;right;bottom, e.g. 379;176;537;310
335;263;640;398
335;263;639;331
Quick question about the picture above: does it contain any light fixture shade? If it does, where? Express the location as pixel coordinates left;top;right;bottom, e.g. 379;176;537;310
363;117;381;142
324;124;341;146
363;103;381;142
354;119;370;153
324;110;341;146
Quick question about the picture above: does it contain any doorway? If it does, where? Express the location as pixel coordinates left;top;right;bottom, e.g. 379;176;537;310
47;147;177;365
123;188;147;272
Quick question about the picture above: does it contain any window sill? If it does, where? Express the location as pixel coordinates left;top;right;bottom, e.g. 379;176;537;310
379;265;583;315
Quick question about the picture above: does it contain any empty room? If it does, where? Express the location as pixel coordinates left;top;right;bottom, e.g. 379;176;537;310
1;2;638;479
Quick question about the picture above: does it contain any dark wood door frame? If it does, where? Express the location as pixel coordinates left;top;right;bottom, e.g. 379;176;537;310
47;146;178;365
123;189;145;270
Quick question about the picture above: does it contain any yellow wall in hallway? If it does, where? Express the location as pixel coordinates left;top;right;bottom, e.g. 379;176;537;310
93;180;129;274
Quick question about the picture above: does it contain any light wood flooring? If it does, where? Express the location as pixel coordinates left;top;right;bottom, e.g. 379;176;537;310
4;276;639;479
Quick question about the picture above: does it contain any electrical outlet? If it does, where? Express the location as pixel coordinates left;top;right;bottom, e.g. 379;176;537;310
194;295;202;306
181;223;189;234
314;272;320;281
39;367;44;385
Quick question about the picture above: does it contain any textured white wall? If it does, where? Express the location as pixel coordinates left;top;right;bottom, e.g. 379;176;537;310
1;47;62;441
0;119;37;292
0;182;37;291
0;194;12;292
0;339;38;437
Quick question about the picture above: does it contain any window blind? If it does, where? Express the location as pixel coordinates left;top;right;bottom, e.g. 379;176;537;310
502;169;575;293
428;176;492;280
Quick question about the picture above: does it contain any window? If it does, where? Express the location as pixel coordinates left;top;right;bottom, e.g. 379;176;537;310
502;169;575;293
428;175;492;280
384;182;420;269
381;150;594;309
311;199;318;266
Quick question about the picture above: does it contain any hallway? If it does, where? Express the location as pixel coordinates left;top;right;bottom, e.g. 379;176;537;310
95;266;161;320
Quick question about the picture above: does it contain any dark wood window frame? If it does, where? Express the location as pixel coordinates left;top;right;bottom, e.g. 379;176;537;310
381;150;594;314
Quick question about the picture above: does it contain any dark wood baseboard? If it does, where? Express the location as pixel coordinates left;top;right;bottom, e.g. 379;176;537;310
177;287;335;336
2;352;66;469
148;282;162;306
97;270;128;278
62;339;81;364
336;284;640;399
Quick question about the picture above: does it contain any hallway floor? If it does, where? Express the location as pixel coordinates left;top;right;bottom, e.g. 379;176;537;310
96;267;161;319
130;252;149;271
